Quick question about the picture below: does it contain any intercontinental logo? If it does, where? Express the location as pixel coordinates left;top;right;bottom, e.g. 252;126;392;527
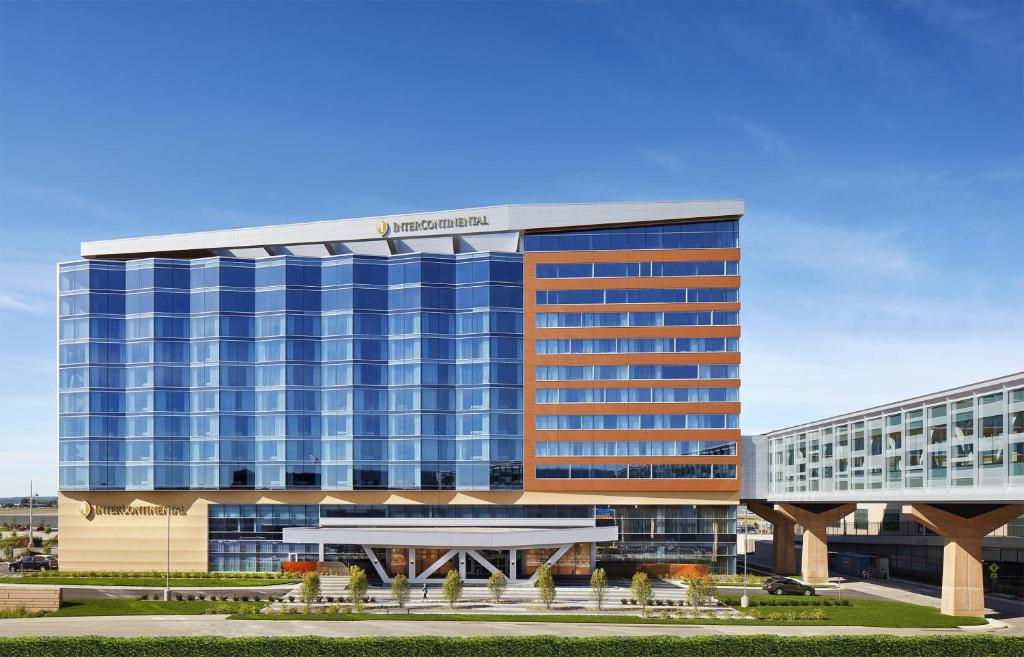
374;215;489;238
78;502;186;520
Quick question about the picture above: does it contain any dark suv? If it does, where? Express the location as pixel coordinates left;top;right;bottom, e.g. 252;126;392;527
8;555;57;572
762;576;814;596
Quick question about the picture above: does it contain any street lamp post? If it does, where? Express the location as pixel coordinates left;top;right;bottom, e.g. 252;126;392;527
27;481;33;555
164;505;171;601
740;515;749;608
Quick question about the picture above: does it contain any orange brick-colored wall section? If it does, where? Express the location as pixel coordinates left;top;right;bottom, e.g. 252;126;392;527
523;247;741;493
637;563;711;578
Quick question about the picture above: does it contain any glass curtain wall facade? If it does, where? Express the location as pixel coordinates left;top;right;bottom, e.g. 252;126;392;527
57;205;744;576
208;503;736;573
768;383;1024;495
58;253;523;492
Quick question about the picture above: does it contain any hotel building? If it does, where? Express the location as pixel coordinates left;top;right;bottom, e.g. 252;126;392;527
56;200;744;580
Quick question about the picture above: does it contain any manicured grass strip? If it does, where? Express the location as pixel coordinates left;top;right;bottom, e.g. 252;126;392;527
12;577;297;588
233;597;986;628
0;636;1020;657
51;599;265;617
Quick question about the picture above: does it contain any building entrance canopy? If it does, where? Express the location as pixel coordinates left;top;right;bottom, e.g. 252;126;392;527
282;524;617;584
282;525;616;549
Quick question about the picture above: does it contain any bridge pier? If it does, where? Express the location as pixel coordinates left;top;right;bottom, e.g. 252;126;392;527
903;503;1024;617
745;500;796;575
774;503;857;584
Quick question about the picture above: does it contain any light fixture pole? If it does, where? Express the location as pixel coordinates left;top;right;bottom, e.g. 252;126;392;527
164;505;171;601
740;512;749;608
27;481;34;555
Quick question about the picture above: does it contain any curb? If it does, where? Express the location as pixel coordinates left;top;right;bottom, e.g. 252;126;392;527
958;618;1008;632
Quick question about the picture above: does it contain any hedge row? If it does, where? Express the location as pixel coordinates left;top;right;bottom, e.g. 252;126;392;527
0;636;1019;657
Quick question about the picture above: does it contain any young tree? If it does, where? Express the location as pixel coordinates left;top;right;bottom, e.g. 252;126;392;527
589;567;608;610
487;570;508;603
300;572;321;612
441;569;463;608
631;571;653;616
347;565;369;610
391;573;411;609
686;575;717;608
535;564;557;609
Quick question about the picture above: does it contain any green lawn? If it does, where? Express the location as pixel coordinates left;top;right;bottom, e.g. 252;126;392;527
232;597;986;628
51;599;266;617
14;576;298;588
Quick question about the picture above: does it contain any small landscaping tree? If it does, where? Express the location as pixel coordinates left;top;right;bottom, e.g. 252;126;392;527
347;565;368;611
391;573;411;609
300;572;321;613
590;567;608;610
686;575;717;609
441;569;463;609
631;571;653;616
487;570;508;603
535;564;556;609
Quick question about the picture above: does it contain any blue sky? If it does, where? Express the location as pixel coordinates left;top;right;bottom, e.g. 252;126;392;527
1;1;1021;495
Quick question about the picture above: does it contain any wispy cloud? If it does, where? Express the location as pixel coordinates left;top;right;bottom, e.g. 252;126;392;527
899;0;1024;57
642;149;682;171
730;119;794;159
743;213;924;284
0;292;50;314
740;207;1024;434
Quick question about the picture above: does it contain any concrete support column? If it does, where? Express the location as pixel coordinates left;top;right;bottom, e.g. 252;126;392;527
745;500;796;575
457;551;466;580
318;543;325;562
904;503;1024;617
509;549;517;582
408;548;416;579
775;503;857;584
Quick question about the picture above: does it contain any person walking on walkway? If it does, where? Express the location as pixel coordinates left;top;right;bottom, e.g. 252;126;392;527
421;583;428;600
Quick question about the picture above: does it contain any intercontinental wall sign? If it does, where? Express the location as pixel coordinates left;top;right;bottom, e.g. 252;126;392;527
376;215;489;237
79;501;186;519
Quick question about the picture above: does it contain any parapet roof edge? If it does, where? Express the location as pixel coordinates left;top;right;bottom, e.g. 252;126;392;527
762;371;1024;437
80;199;744;258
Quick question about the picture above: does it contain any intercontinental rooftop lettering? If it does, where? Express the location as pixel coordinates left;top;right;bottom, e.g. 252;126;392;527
91;504;186;517
381;215;489;237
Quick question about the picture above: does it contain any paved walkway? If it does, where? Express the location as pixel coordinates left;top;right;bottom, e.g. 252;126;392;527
0;615;1003;638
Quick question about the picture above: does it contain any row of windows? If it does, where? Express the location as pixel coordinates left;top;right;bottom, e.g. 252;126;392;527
63;388;523;414
535;387;738;404
59;255;525;292
60;359;524;387
535;414;739;430
61;437;524;463
62;337;525;367
535;439;736;457
61;462;526;490
61;311;524;340
535;364;739;381
523;220;738;252
536;338;738;355
535;260;738;279
60;364;530;391
61;411;524;438
61;285;523;316
535;463;737;479
536;311;738;328
535;288;738;306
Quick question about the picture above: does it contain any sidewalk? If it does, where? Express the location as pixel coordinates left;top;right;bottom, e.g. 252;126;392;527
0;615;996;638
